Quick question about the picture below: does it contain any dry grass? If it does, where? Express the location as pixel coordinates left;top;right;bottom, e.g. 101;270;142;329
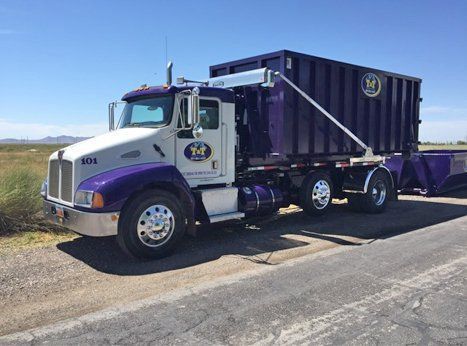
0;230;77;255
0;144;73;238
0;144;62;176
0;144;76;252
0;168;42;218
419;144;467;151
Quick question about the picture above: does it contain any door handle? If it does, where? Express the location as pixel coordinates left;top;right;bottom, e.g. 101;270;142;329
153;144;166;157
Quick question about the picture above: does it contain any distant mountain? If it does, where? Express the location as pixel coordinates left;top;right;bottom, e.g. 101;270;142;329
0;135;91;144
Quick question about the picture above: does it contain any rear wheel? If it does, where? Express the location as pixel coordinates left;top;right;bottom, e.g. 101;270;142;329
348;171;389;214
300;172;333;216
117;189;185;259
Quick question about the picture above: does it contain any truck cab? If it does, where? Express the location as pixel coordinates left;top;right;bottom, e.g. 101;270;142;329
118;85;236;187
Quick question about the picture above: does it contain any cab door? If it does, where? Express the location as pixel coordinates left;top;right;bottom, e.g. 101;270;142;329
175;97;223;186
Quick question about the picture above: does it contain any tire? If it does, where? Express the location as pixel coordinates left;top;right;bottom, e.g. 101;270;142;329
117;189;186;259
300;172;333;216
359;171;389;214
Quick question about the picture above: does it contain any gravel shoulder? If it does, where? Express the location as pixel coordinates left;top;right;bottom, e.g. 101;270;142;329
1;192;466;336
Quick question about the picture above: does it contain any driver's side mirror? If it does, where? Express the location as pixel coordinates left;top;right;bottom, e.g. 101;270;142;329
108;101;126;131
189;87;203;138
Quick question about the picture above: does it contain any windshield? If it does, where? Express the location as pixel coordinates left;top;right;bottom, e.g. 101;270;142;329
118;95;174;128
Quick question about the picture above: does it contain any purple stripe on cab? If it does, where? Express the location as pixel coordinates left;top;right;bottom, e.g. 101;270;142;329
76;162;194;214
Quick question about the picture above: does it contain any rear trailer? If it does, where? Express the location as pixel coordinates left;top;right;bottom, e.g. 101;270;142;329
386;150;467;196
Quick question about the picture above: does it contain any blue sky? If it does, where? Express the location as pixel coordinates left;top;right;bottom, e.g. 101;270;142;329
0;0;466;142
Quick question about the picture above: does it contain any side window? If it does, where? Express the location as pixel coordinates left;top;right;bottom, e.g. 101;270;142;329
199;100;219;129
177;99;220;138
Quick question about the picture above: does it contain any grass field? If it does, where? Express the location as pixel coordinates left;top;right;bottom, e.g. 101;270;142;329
419;144;467;151
0;144;58;217
0;144;61;218
0;143;63;174
0;144;76;253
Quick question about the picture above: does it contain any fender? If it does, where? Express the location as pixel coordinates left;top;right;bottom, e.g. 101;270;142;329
342;165;396;200
75;163;195;215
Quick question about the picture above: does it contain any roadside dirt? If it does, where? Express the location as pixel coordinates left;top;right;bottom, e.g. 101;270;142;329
1;192;466;336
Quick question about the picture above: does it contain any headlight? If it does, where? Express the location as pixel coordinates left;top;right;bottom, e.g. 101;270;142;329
40;179;47;198
74;191;105;208
74;190;93;207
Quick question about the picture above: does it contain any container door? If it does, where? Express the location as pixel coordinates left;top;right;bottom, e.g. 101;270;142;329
175;97;222;185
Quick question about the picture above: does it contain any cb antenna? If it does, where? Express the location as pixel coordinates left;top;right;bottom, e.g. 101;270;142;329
164;36;173;85
165;36;168;64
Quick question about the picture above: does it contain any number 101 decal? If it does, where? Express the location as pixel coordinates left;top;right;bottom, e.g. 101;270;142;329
81;157;98;165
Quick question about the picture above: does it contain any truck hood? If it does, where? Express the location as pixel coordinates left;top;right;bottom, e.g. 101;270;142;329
47;127;174;205
61;128;157;158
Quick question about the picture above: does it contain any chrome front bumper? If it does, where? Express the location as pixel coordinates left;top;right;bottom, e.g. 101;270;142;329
42;199;119;237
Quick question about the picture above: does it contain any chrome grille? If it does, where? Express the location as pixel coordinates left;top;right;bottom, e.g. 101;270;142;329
60;160;73;202
48;160;59;198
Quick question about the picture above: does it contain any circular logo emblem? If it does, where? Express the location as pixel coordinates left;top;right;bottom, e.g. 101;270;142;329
184;141;214;162
361;73;382;97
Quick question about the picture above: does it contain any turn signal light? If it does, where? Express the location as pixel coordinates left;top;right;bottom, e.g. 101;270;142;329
91;192;105;209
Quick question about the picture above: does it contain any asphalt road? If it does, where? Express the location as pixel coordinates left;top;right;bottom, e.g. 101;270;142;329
1;193;466;345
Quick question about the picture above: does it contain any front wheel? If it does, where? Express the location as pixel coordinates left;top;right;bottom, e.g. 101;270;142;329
117;189;186;259
300;172;333;216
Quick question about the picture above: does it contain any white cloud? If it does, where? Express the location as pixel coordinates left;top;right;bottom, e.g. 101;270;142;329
419;105;467;141
0;119;107;139
421;106;467;116
419;120;467;142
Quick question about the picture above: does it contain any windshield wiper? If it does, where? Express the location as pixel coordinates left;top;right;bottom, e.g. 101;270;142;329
124;123;143;127
124;121;164;128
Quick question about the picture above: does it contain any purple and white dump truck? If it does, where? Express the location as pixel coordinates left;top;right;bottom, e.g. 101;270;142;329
41;50;425;259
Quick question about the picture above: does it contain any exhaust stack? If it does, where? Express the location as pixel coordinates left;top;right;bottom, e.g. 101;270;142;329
166;61;173;86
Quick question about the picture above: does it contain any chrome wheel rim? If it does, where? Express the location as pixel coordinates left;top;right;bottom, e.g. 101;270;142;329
312;180;331;210
137;204;175;247
372;181;387;206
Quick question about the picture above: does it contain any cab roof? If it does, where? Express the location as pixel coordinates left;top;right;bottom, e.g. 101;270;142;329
122;85;234;103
